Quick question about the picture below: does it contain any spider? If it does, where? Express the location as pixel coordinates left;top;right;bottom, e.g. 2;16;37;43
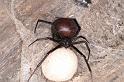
27;18;92;82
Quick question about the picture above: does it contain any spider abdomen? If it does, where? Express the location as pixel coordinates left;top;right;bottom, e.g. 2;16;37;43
52;18;80;39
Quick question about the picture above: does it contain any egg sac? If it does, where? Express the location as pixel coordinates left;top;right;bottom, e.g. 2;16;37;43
41;47;78;81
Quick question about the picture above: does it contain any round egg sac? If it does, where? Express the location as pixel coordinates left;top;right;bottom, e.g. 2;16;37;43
41;47;78;81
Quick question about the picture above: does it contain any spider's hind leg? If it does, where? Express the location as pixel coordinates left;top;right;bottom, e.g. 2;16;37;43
34;19;52;33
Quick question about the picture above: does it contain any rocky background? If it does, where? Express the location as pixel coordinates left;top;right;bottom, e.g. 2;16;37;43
0;0;124;82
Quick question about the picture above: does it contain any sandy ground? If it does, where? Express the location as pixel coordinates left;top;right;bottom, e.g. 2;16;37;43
0;0;124;82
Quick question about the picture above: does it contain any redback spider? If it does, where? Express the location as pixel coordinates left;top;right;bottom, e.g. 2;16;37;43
27;18;92;82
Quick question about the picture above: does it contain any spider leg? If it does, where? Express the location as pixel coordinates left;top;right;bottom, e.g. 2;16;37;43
72;40;91;61
71;45;92;79
27;45;61;82
34;19;52;33
73;36;89;43
47;45;62;55
28;37;57;47
72;18;81;31
55;17;61;19
72;41;85;45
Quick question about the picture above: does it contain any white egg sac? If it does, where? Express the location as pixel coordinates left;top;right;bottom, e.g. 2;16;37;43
41;47;78;81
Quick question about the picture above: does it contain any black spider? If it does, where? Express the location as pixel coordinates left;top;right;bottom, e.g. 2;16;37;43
74;0;92;7
27;18;92;82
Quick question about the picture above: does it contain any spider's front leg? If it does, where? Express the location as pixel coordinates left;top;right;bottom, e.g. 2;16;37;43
72;36;91;61
71;45;92;78
73;36;89;43
27;45;61;82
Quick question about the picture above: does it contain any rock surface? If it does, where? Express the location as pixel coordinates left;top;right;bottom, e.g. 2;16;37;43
0;0;124;82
